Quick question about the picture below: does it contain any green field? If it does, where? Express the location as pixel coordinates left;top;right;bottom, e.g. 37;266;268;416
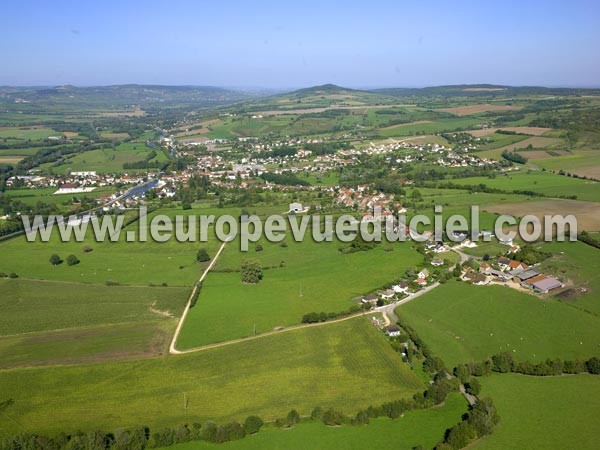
177;238;423;348
159;393;467;450
475;374;600;449
397;282;600;368
456;170;600;202
0;278;189;368
0;318;424;436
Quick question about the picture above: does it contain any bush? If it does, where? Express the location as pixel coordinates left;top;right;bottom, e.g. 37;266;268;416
243;416;264;434
49;254;62;266
287;409;300;427
586;357;600;374
196;248;211;262
241;259;262;284
82;245;93;253
465;378;481;396
255;244;263;252
66;254;80;266
8;272;18;279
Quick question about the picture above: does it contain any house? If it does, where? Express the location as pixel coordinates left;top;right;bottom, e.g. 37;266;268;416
392;282;409;294
508;261;529;273
416;277;427;287
489;269;512;281
385;325;402;337
380;289;395;300
463;271;476;281
361;294;378;304
499;236;514;246
431;259;444;267
418;269;430;279
479;262;491;274
288;202;303;213
497;257;511;270
472;274;488;286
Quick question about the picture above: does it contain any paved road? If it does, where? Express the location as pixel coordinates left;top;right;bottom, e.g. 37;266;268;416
451;247;471;264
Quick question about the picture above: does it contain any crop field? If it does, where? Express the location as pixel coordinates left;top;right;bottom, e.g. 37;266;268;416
439;104;522;116
466;127;553;137
160;394;467;450
378;117;483;137
0;126;58;140
0;278;189;367
177;237;423;348
532;149;600;179
484;199;600;231
2;185;117;209
475;374;600;449
457;170;600;202
397;282;600;368
0;318;424;436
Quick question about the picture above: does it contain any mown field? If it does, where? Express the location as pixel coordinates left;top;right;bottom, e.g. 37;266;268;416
0;318;424;436
159;394;467;450
397;282;600;369
177;237;423;348
475;374;600;450
0;278;189;368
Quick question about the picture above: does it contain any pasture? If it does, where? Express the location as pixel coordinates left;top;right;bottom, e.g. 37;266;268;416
177;237;423;348
160;394;467;450
397;282;600;368
0;318;424;436
475;374;600;450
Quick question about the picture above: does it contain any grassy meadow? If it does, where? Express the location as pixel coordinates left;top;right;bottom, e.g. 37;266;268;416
397;282;600;368
475;374;600;450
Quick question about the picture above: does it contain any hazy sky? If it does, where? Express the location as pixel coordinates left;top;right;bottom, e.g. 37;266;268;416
1;0;599;88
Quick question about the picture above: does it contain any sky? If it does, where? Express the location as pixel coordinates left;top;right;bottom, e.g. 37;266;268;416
1;0;599;88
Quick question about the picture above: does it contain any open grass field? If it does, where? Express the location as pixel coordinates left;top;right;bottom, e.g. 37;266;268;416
475;374;600;450
378;117;483;137
160;393;467;450
0;126;57;140
457;170;600;202
397;282;600;368
0;278;189;368
439;104;522;116
0;207;228;286
484;199;600;231
2;185;116;209
0;318;424;436
177;238;423;348
39;142;166;174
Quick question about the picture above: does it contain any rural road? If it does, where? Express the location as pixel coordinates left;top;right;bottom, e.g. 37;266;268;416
451;247;471;264
169;272;441;355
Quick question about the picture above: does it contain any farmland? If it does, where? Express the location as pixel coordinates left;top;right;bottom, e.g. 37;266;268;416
397;281;600;368
177;237;423;348
0;318;424;436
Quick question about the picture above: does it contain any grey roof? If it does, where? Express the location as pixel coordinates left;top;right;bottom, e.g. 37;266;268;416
516;269;540;281
532;277;563;292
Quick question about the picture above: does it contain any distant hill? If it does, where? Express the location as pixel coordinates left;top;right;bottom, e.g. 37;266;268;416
372;84;600;97
0;84;257;109
290;84;360;97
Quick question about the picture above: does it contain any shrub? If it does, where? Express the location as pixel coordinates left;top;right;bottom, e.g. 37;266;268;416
66;254;80;266
49;254;62;266
243;416;264;434
241;259;262;284
196;248;211;262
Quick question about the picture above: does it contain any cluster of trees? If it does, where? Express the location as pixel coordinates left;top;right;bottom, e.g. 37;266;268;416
578;231;600;250
259;172;310;186
512;244;551;265
301;303;368;323
436;398;500;450
241;259;262;284
454;353;600;378
123;150;166;170
0;415;266;450
501;150;528;164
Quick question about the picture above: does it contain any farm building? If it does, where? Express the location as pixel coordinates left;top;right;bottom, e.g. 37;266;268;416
385;325;402;337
